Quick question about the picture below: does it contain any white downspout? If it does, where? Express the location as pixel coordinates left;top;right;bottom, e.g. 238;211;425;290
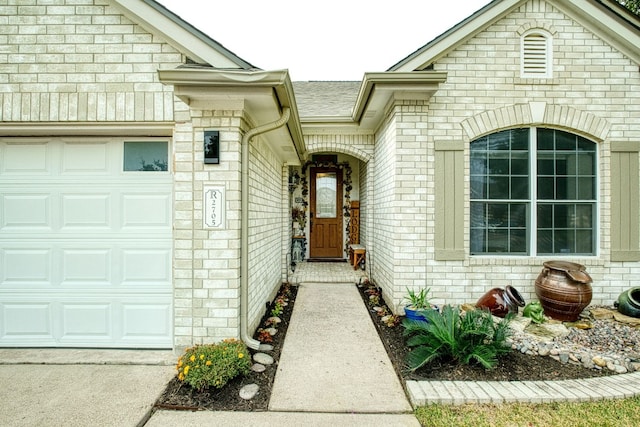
240;107;291;350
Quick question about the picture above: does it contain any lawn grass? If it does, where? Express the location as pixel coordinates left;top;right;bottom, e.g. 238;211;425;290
415;396;640;427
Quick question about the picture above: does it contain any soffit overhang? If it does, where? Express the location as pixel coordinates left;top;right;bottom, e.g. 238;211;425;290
158;68;305;165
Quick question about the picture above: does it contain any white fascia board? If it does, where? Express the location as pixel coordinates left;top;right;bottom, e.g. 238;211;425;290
112;0;252;68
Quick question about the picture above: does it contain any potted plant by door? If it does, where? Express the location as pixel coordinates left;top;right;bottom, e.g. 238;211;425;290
403;287;437;322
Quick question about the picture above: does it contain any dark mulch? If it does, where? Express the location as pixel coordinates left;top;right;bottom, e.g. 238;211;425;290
154;283;297;412
357;281;614;382
154;279;613;413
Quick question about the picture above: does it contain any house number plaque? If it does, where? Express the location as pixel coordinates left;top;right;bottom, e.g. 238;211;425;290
204;185;225;229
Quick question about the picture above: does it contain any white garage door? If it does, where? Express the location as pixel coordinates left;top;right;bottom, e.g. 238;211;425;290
0;138;173;348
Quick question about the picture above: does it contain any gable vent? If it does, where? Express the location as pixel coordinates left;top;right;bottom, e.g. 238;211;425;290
522;32;551;78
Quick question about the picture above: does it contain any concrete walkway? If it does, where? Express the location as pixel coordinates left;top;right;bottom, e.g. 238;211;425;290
268;282;414;414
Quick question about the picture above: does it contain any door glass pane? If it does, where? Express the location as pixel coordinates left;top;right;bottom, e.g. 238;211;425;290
316;172;337;218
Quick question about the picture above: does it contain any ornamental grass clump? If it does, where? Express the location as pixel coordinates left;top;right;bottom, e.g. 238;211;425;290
176;339;251;391
402;305;512;371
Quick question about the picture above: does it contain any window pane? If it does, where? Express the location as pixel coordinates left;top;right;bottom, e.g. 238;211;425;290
556;132;576;150
578;177;594;200
553;229;571;253
470;228;486;253
575;204;593;228
487;131;511;151
537;204;553;228
577;153;595;175
488;204;509;227
316;172;337;218
471;176;487;199
511;177;529;199
488;176;510;199
489;153;510;174
538;177;555;199
488;229;509;252
510;229;527;253
471;153;487;174
511;153;528;174
537;128;555;150
537;153;555;175
511;128;530;150
576;230;593;253
509;203;527;227
537;229;553;253
553;204;570;228
123;141;168;171
470;202;487;227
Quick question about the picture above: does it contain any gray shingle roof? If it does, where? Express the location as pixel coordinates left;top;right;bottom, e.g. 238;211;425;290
292;81;361;118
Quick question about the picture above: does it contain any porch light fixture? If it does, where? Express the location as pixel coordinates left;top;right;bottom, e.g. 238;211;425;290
204;130;220;164
288;169;300;193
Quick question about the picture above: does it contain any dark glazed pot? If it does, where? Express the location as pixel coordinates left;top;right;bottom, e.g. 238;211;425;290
476;285;525;317
615;287;640;318
535;261;592;322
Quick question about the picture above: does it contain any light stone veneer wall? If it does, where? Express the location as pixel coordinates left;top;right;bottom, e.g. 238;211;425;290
379;0;640;311
0;0;180;122
173;106;286;348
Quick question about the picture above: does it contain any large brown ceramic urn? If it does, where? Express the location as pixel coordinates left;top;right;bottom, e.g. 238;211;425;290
535;261;592;322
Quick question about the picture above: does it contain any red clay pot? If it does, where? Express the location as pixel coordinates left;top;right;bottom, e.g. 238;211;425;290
476;285;525;317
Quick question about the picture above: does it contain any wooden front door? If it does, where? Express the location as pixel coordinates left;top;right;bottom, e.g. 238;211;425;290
309;167;343;259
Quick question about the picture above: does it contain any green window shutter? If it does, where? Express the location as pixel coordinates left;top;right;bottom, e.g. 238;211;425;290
435;141;465;260
610;142;640;262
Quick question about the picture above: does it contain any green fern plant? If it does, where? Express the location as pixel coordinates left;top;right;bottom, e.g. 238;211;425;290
402;305;512;371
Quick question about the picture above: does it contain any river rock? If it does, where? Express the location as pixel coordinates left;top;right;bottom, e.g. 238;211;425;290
525;323;570;340
259;344;274;352
239;383;259;400
253;352;274;365
592;356;607;367
613;312;640;327
590;307;615;320
251;363;266;373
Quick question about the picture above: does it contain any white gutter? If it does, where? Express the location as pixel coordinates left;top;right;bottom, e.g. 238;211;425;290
240;107;291;350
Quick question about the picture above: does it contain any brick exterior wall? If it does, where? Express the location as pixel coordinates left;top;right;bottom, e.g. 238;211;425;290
388;0;640;309
0;0;180;122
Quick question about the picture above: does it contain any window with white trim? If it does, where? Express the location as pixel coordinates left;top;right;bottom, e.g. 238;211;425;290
470;128;597;256
521;31;552;78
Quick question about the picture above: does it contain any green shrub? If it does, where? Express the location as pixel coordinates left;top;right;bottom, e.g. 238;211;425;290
176;339;251;391
402;305;512;371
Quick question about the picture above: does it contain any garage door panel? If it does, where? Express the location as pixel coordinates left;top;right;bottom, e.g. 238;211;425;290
1;248;51;286
61;303;112;338
122;302;172;339
1;302;54;338
61;141;109;174
2;194;52;229
62;249;111;284
1;142;49;174
61;194;111;228
122;248;171;284
122;192;172;228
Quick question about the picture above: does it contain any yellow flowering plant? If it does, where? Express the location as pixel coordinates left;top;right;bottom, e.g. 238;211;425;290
176;339;251;391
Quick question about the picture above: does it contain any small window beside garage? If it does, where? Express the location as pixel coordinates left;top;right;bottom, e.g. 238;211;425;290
123;141;168;172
